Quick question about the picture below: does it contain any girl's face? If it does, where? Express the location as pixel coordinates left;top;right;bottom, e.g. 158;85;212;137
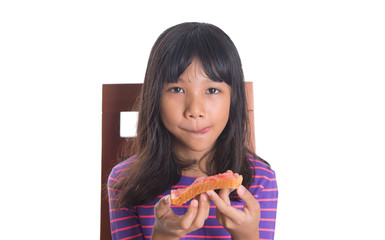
160;59;231;160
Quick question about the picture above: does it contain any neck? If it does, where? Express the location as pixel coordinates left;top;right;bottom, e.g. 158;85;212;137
182;168;207;178
175;149;213;178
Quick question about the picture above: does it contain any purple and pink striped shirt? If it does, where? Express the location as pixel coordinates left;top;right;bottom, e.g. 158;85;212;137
108;155;278;240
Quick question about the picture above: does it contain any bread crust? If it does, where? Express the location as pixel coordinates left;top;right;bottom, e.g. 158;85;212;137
171;174;243;206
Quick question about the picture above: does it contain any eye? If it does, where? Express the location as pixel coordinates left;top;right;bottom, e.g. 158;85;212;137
206;88;220;94
169;87;184;93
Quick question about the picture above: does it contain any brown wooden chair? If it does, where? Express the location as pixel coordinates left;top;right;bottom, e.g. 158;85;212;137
101;82;255;240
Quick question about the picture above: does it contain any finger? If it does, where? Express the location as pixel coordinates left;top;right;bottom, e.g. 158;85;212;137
154;195;174;219
237;185;260;214
180;199;199;229
207;190;239;218
218;188;232;205
194;193;210;224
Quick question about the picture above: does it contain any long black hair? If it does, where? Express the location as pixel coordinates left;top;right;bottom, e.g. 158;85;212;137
112;22;267;207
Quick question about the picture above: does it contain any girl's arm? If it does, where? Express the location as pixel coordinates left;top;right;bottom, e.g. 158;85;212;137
207;186;260;240
108;165;145;239
108;205;144;240
208;168;278;240
151;193;210;239
108;188;144;239
255;171;278;239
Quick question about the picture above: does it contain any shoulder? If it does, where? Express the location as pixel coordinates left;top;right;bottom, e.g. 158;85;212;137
247;154;276;179
247;154;278;198
108;156;136;184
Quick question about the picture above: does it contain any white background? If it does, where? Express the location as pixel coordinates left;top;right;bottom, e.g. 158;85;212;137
1;1;384;239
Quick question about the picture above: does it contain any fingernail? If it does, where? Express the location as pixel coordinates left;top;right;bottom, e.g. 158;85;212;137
164;195;170;205
238;185;245;196
206;190;214;197
202;194;208;201
192;199;198;207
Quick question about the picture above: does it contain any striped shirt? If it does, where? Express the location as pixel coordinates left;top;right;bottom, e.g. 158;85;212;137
108;155;278;240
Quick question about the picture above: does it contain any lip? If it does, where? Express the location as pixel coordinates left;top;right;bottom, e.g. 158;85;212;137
194;127;211;134
186;126;211;134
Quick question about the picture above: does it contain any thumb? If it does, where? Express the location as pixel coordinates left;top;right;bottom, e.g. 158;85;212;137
237;185;260;215
154;195;173;219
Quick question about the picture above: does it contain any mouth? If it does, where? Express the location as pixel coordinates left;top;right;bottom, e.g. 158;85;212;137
190;127;211;134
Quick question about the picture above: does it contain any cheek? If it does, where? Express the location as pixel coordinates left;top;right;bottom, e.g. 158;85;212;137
210;99;231;124
159;99;168;125
160;98;180;127
160;105;171;127
221;105;231;124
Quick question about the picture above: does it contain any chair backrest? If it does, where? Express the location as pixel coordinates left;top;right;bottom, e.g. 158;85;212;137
100;82;255;240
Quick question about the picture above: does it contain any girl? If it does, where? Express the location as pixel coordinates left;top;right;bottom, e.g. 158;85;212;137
108;22;278;240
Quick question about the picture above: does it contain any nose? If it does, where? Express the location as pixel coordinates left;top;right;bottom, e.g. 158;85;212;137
184;94;205;119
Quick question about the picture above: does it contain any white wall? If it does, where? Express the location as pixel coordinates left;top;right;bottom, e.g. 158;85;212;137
1;1;384;239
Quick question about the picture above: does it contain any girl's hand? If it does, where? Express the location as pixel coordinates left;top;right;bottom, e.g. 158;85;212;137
151;193;210;240
207;185;260;240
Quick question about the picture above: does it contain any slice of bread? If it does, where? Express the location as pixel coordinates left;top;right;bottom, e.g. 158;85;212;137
170;171;243;206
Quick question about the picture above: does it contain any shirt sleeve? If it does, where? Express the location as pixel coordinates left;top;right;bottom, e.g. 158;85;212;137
108;161;145;240
250;161;278;240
